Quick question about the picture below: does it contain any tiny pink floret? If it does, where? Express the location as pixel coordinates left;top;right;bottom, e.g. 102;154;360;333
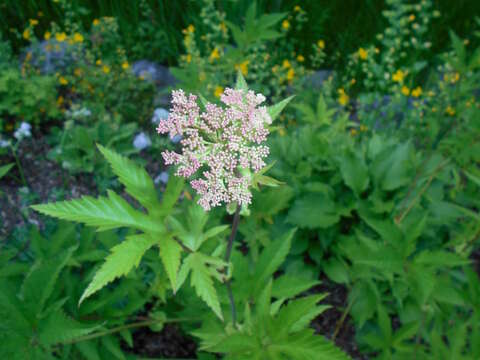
157;88;272;210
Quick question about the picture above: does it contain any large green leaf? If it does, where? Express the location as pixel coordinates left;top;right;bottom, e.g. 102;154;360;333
0;163;14;179
32;190;165;233
253;229;295;296
159;175;185;216
79;234;157;304
159;236;182;290
338;150;369;195
287;194;339;229
97;144;159;211
268;96;294;122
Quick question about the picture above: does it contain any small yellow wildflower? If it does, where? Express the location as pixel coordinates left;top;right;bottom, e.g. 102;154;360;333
287;68;295;81
44;31;51;40
183;24;195;34
338;88;349;106
409;14;415;22
185;54;192;63
102;65;111;74
74;68;82;76
411;86;422;98
452;72;460;83
401;86;410;96
219;22;227;34
23;29;31;40
235;60;249;76
351;78;356;85
317;40;325;49
214;86;224;98
296;54;305;62
272;65;278;73
375;47;380;54
358;47;368;60
96;59;102;65
73;33;84;43
59;76;68;85
445;106;455;116
122;61;129;70
209;47;220;62
282;59;291;69
294;5;301;12
282;20;290;30
57;96;64;106
350;128;358;136
360;124;368;132
55;32;67;42
29;19;39;26
93;19;100;26
392;69;405;83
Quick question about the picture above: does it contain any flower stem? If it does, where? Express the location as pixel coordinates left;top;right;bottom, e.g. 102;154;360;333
224;204;241;326
10;145;27;187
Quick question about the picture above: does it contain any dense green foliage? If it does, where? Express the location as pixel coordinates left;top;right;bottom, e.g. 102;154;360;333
1;0;480;359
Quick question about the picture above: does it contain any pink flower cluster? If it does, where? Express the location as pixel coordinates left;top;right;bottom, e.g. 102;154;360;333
157;88;272;210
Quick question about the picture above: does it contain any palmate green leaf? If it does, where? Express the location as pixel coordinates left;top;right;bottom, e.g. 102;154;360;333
79;234;157;305
268;96;294;122
159;236;182;290
287;194;339;229
414;250;469;267
179;253;223;320
158;175;185;216
253;229;295;296
97;144;159;211
270;329;351;360
271;275;320;299
21;246;76;315
39;309;101;346
32;190;164;233
338;150;369;196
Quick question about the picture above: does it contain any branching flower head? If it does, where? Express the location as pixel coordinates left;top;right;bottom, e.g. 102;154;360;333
157;75;291;211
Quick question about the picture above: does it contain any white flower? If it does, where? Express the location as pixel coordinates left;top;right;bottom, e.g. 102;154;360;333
154;171;169;185
72;107;92;119
133;132;151;151
0;139;11;148
151;108;169;124
14;122;32;141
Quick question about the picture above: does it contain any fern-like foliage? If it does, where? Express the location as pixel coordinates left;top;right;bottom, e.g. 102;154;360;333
79;234;157;304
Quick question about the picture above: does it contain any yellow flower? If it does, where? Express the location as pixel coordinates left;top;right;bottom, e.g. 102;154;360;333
338;88;349;106
185;54;192;63
287;68;295;81
358;47;368;60
93;19;100;26
102;65;111;74
392;69;405;83
296;54;305;62
317;40;325;49
209;47;220;62
451;72;460;83
272;65;278;73
122;61;129;70
235;60;249;76
294;5;301;12
445;106;455;116
401;86;410;96
411;86;422;98
282;59;291;68
282;20;290;30
219;22;227;34
350;128;358;136
57;96;64;106
55;32;67;42
214;86;224;98
29;19;39;26
96;59;102;65
25;52;32;62
351;78;356;85
360;124;368;132
59;76;68;85
44;31;51;40
22;29;30;40
183;24;195;34
73;33;84;43
409;14;415;22
74;68;82;76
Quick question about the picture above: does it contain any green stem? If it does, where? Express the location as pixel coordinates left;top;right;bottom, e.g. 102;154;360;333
224;204;241;326
10;144;27;187
61;317;199;345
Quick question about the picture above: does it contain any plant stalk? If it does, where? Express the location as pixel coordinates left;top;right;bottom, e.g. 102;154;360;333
224;204;241;326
